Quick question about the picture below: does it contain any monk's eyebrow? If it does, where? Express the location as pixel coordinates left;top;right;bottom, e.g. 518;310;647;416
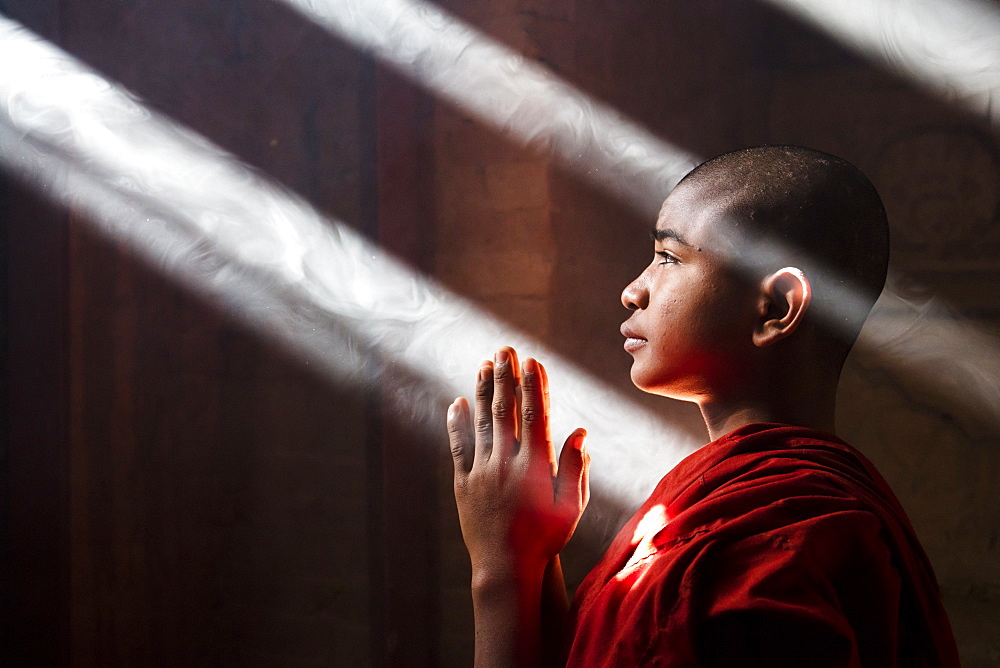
650;227;692;247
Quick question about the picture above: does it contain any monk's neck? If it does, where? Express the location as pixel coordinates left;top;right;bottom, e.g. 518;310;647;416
698;387;838;442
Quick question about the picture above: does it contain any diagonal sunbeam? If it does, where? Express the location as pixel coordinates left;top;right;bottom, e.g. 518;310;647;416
764;0;1000;125
278;0;1000;437
276;0;699;218
3;0;998;522
0;16;703;509
721;227;1000;438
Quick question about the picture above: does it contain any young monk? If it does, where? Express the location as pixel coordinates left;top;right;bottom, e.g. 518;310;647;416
446;145;960;666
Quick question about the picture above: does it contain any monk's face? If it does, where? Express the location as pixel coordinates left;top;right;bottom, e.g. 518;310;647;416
620;181;759;400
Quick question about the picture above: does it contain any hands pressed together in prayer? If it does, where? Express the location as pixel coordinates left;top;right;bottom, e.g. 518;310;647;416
447;346;591;667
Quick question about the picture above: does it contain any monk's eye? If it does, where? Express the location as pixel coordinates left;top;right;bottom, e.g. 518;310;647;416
656;251;679;265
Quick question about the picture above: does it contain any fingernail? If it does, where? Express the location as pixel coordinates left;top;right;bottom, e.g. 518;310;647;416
448;401;458;419
478;365;491;382
574;429;587;450
522;357;537;376
495;349;509;365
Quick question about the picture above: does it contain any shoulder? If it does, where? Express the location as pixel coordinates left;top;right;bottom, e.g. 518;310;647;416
567;425;958;666
668;429;904;603
661;424;893;548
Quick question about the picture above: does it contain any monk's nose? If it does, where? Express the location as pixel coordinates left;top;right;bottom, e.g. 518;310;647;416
621;274;649;311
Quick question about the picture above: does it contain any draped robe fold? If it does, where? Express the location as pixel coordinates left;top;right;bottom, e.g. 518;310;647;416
566;423;960;667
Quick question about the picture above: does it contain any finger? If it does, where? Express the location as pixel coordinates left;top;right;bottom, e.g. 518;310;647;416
521;358;555;473
505;346;522;442
474;361;494;463
536;358;553;446
556;429;588;510
492;348;519;461
447;398;474;481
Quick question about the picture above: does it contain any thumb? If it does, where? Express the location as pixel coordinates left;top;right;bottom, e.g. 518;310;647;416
447;398;473;481
556;428;588;509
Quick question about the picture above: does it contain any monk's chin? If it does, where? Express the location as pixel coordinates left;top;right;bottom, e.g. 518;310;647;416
630;368;707;403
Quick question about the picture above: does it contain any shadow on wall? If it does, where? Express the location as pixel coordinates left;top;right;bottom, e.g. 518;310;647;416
1;0;998;665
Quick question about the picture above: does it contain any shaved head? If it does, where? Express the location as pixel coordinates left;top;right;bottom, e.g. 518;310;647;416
677;145;889;349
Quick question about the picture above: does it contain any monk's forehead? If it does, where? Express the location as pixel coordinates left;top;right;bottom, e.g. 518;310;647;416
655;180;741;246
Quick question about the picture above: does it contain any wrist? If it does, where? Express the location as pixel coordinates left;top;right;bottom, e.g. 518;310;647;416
471;559;546;600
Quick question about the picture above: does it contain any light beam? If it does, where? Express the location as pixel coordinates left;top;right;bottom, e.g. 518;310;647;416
0;16;702;509
723;228;1000;437
277;0;699;217
3;0;998;516
765;0;1000;125
276;0;1000;438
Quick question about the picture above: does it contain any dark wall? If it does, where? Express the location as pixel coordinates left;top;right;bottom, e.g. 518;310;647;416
1;0;439;665
2;0;998;665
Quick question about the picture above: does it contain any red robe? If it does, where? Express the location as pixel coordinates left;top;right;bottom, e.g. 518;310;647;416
566;423;959;667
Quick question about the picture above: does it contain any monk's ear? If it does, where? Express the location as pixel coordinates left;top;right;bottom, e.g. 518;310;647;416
753;267;811;348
